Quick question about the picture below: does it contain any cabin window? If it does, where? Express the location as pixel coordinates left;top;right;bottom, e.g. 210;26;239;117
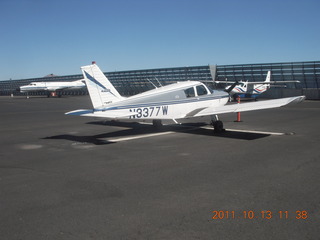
196;85;208;96
184;87;195;98
207;86;214;93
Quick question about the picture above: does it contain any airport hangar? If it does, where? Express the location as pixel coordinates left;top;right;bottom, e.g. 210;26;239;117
1;60;320;99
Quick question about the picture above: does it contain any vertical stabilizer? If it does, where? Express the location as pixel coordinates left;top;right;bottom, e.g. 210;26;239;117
265;71;271;84
81;63;123;108
253;71;271;94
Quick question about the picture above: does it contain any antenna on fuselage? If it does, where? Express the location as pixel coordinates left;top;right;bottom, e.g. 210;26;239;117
146;78;158;89
155;77;163;87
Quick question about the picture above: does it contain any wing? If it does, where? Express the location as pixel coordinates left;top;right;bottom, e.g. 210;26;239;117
192;96;305;117
66;96;305;120
215;81;300;85
247;81;300;85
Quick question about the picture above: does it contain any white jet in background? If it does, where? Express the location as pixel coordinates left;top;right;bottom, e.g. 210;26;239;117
66;63;305;133
18;79;86;97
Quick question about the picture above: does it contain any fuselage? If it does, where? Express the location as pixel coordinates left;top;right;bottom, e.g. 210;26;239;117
92;81;229;120
226;81;269;100
225;82;248;95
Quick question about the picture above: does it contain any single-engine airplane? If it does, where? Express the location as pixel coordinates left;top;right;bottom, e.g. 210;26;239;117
216;71;300;101
66;63;305;133
18;79;86;97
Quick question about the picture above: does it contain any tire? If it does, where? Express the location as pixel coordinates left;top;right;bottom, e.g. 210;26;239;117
153;120;163;129
213;120;224;133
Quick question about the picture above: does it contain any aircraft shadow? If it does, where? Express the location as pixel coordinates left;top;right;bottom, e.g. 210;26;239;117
43;121;269;145
89;121;270;140
43;134;114;145
184;128;270;140
43;122;175;145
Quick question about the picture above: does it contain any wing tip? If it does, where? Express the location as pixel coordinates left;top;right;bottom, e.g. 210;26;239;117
291;95;306;104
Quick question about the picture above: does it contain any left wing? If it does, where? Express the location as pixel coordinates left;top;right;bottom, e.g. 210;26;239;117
192;95;305;117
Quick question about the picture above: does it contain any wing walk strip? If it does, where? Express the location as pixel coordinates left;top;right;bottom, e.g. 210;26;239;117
106;127;285;142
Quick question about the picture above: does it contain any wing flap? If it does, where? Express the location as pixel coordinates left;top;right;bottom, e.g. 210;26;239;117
185;107;207;117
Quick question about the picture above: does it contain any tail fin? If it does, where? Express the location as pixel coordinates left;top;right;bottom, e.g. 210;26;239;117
253;71;271;94
81;63;123;108
265;71;271;84
263;70;271;89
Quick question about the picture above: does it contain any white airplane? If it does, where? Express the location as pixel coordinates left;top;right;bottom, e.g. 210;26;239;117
18;79;86;97
66;63;305;133
216;71;300;101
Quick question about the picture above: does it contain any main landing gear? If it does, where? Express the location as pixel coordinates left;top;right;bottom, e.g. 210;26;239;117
211;115;225;133
47;91;62;98
152;120;163;129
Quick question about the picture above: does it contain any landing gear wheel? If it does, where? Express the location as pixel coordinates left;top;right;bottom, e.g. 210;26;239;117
212;120;224;133
153;120;163;129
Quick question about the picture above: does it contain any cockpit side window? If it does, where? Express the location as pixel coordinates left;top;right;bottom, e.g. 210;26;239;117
207;86;214;93
196;85;208;96
184;87;195;98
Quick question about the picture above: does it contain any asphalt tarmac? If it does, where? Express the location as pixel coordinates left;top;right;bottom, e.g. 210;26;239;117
1;95;319;240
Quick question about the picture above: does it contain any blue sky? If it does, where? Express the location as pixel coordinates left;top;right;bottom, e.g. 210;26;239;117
1;0;319;80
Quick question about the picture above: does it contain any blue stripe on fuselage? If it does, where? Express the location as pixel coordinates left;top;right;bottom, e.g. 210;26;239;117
94;94;229;112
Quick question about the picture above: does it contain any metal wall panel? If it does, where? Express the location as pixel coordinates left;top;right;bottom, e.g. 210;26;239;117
1;61;319;98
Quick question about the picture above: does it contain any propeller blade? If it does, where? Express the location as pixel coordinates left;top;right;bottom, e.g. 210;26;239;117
225;80;239;93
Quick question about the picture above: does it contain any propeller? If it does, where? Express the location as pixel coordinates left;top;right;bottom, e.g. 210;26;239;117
225;80;239;93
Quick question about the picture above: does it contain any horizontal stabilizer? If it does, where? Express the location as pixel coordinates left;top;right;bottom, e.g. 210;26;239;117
65;109;136;119
65;109;94;115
